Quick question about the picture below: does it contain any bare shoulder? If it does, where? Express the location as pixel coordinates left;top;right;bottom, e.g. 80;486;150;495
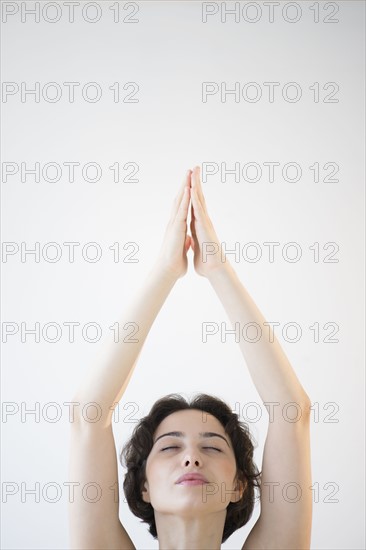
241;402;312;549
69;420;136;549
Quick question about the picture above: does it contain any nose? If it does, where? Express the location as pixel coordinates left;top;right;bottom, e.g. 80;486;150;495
184;458;200;466
182;448;202;467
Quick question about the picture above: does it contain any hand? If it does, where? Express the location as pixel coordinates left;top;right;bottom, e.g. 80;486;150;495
190;166;228;278
156;170;193;280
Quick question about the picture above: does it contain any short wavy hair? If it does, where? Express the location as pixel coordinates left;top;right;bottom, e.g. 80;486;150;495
120;393;262;544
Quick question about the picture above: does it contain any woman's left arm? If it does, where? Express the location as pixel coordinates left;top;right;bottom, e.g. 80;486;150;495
189;165;310;410
208;268;313;549
190;165;312;549
207;263;310;410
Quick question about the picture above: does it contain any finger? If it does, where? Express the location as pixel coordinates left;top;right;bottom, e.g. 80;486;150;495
175;185;191;223
173;170;190;209
170;170;191;219
191;166;207;213
190;184;204;223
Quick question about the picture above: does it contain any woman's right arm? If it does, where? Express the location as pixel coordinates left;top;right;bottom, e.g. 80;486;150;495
72;168;192;427
69;169;193;549
69;266;179;549
72;263;179;427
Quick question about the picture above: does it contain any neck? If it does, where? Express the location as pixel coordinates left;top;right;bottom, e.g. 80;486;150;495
155;510;226;550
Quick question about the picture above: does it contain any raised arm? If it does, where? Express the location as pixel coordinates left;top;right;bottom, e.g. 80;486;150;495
207;265;310;407
190;166;309;407
72;170;193;426
69;170;193;549
189;166;312;549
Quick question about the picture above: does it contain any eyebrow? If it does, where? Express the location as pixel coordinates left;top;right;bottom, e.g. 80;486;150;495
153;431;230;447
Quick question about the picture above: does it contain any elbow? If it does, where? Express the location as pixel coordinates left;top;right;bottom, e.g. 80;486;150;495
69;395;84;427
299;394;312;418
69;394;112;430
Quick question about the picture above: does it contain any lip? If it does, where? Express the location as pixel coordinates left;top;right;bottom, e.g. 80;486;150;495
175;473;209;484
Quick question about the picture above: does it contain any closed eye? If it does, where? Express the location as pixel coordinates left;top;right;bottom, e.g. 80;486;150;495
161;446;222;452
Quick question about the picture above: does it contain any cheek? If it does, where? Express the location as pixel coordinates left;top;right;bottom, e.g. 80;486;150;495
145;455;169;486
221;457;238;481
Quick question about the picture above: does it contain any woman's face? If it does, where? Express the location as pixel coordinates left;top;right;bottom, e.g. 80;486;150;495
141;409;244;516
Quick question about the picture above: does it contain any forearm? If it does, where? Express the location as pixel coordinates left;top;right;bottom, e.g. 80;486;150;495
73;263;178;427
207;263;310;410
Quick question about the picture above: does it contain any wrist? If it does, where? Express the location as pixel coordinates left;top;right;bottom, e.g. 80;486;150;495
149;261;180;285
206;261;235;284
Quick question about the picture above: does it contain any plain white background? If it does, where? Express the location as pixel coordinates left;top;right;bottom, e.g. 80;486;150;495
1;1;365;548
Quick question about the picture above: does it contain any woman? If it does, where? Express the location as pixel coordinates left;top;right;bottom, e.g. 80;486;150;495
69;166;312;549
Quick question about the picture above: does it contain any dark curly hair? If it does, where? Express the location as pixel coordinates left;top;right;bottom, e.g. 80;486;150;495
119;393;262;544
